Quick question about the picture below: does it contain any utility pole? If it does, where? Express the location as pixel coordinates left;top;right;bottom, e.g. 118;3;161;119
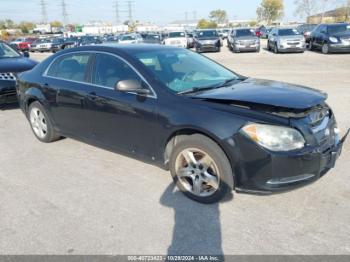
113;0;121;24
192;11;197;20
125;0;134;23
39;0;48;24
61;0;69;25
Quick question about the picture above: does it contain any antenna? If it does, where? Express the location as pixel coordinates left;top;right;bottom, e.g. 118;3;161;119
39;0;48;24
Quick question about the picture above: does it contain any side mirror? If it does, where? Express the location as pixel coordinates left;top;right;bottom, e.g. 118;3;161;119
23;51;30;58
115;79;150;95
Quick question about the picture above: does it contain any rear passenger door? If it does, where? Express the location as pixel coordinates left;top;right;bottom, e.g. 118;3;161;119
44;52;93;137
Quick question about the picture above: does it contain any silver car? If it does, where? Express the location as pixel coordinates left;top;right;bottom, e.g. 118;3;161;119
228;28;260;53
268;28;305;53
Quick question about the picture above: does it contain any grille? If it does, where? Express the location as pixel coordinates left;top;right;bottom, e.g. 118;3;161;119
0;72;16;81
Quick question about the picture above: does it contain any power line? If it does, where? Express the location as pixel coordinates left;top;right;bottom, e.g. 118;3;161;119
39;0;48;24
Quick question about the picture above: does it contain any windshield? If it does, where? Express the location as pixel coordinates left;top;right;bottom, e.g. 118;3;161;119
278;29;300;36
328;24;350;34
169;32;186;38
236;29;255;37
135;49;239;93
121;35;136;41
146;34;160;40
0;43;20;58
197;30;218;38
34;39;51;44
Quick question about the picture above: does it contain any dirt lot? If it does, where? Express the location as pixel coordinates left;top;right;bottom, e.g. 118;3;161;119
1;41;350;255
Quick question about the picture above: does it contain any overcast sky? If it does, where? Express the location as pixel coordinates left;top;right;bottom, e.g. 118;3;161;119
0;0;342;25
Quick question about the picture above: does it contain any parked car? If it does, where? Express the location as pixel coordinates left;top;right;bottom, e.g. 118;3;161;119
296;24;317;44
268;28;305;53
309;23;350;54
218;29;230;39
259;26;273;39
79;36;103;46
105;35;120;43
118;34;143;44
0;41;37;105
61;37;81;49
194;29;221;52
10;37;37;52
17;44;348;203
255;29;263;38
186;33;195;48
163;31;188;48
30;38;53;52
228;28;260;53
51;38;66;53
142;33;163;44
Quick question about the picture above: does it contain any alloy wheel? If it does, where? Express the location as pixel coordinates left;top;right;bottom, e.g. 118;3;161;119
30;107;48;139
175;148;220;197
322;43;329;54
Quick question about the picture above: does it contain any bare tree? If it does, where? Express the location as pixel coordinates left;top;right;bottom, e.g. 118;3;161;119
294;0;319;19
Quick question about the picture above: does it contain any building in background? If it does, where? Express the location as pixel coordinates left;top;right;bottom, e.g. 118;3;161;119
307;7;350;24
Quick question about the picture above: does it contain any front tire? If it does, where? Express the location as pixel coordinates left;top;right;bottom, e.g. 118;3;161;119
28;101;60;143
169;134;234;204
322;43;330;54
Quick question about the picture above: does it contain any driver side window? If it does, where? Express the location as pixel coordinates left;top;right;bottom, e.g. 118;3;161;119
92;53;142;88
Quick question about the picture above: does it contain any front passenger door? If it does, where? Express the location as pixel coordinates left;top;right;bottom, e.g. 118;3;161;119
86;53;158;160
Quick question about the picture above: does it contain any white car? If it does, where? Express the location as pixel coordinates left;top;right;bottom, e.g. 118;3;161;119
164;32;188;48
118;34;143;44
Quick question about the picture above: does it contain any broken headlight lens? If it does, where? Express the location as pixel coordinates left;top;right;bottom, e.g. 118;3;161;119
241;123;305;151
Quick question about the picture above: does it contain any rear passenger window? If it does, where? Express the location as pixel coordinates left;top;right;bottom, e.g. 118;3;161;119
46;53;91;82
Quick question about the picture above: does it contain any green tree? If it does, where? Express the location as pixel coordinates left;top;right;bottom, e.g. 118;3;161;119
197;19;218;29
18;21;35;33
4;19;15;28
50;21;63;28
209;9;228;24
257;0;284;25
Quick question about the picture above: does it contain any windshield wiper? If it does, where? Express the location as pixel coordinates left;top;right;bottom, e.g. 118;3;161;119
178;85;219;95
178;78;245;95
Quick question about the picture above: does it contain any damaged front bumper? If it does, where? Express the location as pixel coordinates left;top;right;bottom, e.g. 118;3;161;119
233;128;349;194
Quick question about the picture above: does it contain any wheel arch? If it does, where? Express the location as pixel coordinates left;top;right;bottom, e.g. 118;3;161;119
163;128;235;187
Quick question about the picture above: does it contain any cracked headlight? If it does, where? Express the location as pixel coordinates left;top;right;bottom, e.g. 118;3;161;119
241;123;305;151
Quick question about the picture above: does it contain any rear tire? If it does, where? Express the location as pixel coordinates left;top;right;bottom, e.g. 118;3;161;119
169;134;234;204
28;101;60;143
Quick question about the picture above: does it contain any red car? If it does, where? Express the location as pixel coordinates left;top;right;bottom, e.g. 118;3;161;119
15;38;37;52
255;29;263;38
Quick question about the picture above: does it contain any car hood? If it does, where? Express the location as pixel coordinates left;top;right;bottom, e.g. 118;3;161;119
332;31;350;38
235;36;258;41
191;78;327;110
278;35;304;41
0;57;38;73
197;37;220;41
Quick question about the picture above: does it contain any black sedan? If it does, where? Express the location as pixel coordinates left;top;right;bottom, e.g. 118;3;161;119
0;41;37;105
17;44;348;203
194;30;221;52
309;23;350;54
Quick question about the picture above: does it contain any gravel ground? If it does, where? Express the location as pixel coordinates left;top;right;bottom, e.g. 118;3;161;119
0;41;349;255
